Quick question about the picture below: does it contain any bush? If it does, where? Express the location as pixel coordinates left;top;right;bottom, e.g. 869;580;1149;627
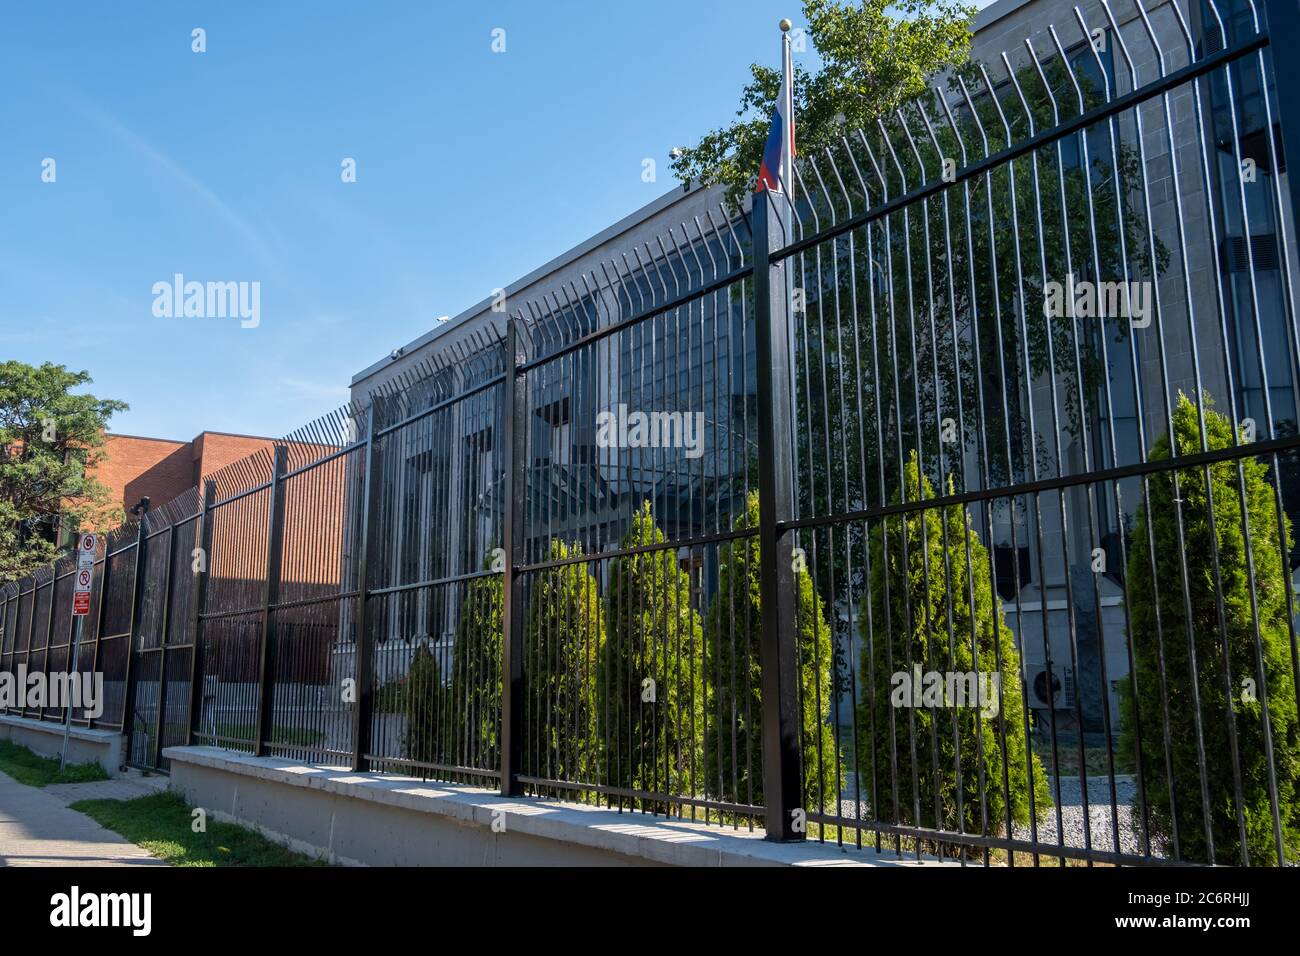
857;453;1048;846
525;539;604;783
1123;392;1300;864
599;502;706;804
704;491;841;815
372;676;408;715
446;560;503;769
402;641;442;772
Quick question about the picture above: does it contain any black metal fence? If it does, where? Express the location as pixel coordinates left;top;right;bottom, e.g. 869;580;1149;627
3;0;1300;866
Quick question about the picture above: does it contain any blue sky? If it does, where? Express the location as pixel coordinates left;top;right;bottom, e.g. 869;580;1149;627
1;1;996;441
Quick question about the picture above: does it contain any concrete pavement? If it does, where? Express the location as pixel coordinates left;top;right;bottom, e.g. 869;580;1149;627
44;773;169;807
0;771;166;867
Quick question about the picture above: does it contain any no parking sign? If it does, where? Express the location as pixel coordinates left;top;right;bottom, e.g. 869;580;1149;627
73;533;98;616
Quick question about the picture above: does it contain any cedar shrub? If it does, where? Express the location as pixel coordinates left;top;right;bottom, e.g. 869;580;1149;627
704;491;841;815
599;502;706;805
857;453;1049;845
1122;392;1300;864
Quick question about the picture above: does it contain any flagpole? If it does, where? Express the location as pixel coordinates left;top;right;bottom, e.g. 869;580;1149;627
779;18;794;213
775;18;798;506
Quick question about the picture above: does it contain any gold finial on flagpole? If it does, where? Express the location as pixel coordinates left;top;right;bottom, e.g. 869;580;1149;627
779;18;792;31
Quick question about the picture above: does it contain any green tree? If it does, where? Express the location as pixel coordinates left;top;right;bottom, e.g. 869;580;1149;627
600;502;706;806
526;539;604;784
858;453;1049;847
1;361;127;581
671;0;976;212
1122;393;1300;865
704;491;841;815
446;557;503;770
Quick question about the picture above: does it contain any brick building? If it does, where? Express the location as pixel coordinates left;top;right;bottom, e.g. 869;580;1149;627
92;431;278;518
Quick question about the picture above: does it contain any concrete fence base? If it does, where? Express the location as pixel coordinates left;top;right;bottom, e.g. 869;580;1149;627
162;746;943;867
0;714;126;776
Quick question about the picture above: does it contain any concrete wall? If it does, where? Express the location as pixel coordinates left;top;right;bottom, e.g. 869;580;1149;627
164;746;946;867
0;714;125;776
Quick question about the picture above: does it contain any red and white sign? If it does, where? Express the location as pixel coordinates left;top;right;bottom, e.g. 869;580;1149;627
73;534;98;616
77;533;98;570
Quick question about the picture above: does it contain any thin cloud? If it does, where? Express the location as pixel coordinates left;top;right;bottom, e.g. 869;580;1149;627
72;97;280;273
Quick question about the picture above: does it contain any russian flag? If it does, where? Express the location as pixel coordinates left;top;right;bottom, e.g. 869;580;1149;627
755;67;794;194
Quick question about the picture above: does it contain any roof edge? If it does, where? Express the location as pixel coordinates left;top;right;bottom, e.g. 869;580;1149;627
351;181;711;387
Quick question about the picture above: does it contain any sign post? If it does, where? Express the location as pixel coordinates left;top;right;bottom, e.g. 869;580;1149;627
61;533;98;771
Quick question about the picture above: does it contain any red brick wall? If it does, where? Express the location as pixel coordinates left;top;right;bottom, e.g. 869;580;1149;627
192;432;279;483
92;430;345;590
93;435;192;514
92;431;281;516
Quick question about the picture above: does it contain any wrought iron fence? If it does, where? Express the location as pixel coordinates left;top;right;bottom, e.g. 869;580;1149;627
781;0;1300;866
2;0;1299;867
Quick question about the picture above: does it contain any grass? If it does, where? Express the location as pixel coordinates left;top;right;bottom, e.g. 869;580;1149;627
0;739;111;787
71;791;329;867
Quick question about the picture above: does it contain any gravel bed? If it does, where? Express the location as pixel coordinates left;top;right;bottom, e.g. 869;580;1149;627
833;774;1156;858
1010;775;1144;855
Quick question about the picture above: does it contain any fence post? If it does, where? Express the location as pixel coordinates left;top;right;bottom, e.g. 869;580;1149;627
185;480;217;745
0;590;7;714
82;536;113;729
49;571;76;724
21;578;37;718
499;318;528;797
37;572;57;721
752;189;805;842
119;500;150;743
1266;2;1300;251
150;515;179;769
254;445;289;757
0;589;10;717
350;403;379;772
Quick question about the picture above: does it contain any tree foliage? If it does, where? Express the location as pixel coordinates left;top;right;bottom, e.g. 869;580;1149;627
1122;393;1300;865
1;361;127;581
705;491;841;814
857;453;1049;844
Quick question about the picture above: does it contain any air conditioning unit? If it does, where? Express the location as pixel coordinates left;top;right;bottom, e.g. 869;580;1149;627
1027;664;1075;710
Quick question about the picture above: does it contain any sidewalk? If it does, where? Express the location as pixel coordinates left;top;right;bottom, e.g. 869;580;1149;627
44;773;169;807
0;771;166;867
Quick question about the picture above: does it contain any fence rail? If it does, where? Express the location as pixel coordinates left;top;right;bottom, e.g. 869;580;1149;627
3;0;1300;866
